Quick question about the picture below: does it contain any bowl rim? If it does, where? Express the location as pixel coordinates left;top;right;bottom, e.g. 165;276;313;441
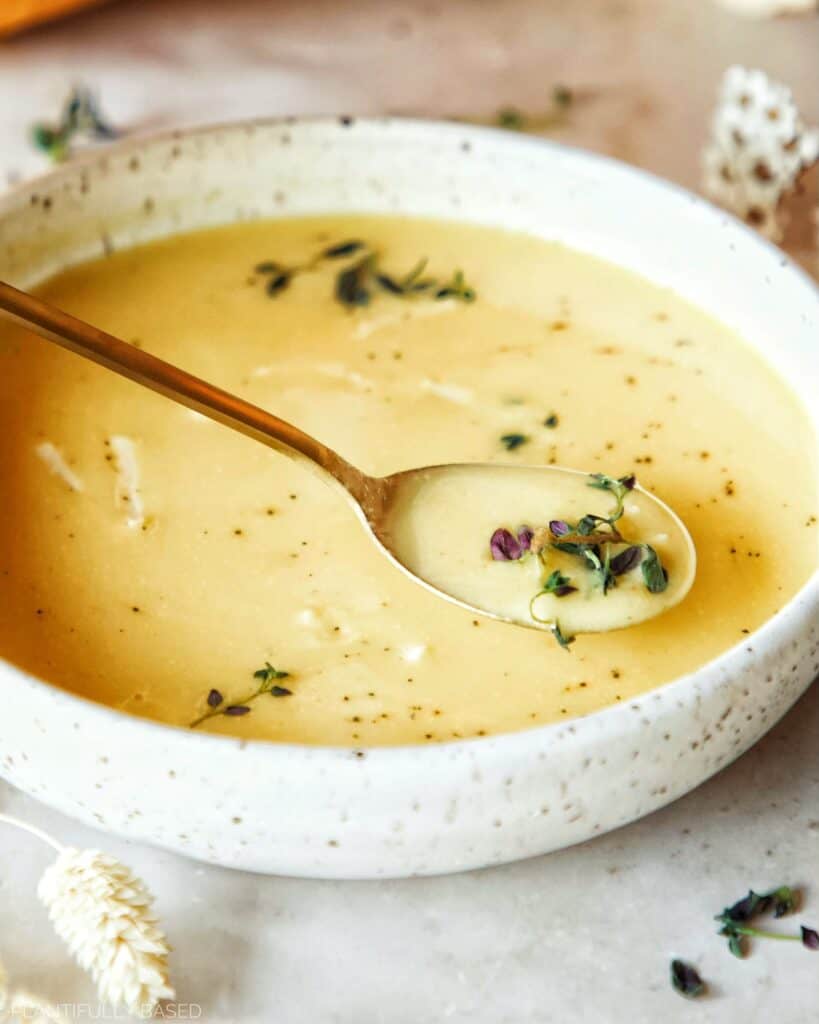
2;113;817;763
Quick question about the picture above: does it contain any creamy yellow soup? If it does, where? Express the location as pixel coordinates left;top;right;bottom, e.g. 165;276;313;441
0;215;815;745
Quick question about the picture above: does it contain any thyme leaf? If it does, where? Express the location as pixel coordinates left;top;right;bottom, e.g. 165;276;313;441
493;88;573;134
375;273;404;295
490;528;523;561
550;621;575;650
336;256;373;307
609;545;643;576
266;271;291;296
641;544;668;593
497;107;526;131
541;569;576;597
490;526;534;561
500;433;528;451
771;886;798;919
435;269;476;302
253;662;291;691
670;960;705;999
322;239;366;258
31;86;118;163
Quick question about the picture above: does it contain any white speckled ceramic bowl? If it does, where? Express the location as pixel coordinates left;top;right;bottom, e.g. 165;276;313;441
0;119;817;878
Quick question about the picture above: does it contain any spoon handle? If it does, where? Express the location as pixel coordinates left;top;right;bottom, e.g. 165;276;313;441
0;279;370;503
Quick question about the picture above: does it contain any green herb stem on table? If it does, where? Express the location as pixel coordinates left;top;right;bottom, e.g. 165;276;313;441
31;86;118;163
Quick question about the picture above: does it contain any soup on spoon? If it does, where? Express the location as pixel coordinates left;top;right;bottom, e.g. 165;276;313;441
380;465;695;644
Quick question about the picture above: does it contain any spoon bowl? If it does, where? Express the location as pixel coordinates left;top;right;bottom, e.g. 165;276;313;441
373;462;696;636
0;279;696;637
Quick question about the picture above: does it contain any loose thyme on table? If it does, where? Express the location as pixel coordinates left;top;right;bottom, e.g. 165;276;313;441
488;473;669;650
252;239;476;308
670;885;819;1001
31;86;118;163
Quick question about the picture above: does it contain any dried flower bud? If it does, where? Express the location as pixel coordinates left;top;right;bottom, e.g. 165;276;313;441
703;66;819;241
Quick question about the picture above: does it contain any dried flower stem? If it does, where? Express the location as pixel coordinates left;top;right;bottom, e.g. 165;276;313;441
0;813;64;853
0;813;174;1018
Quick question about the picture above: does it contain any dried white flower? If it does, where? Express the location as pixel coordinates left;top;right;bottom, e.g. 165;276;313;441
0;815;173;1021
38;848;174;1019
702;66;819;240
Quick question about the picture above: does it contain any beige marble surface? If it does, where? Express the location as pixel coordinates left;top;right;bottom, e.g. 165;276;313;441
0;1;818;1021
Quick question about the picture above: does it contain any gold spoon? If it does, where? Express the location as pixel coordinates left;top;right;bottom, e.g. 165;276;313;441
0;280;696;636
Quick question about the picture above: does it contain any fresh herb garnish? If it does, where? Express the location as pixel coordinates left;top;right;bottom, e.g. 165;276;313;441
672;885;817;1000
322;239;366;258
488;472;671;643
715;886;818;957
610;545;643;577
190;663;291;728
434;269;476;302
254;261;280;274
492;87;573;134
542;569;575;596
335;256;373;307
641;544;668;594
581;544;615;595
670;959;705;999
252;242;476;308
489;526;533;561
375;258;434;296
31;86;118;163
266;271;291;296
497;108;526;131
550;621;575;650
587;472;635;523
500;433;529;451
529;571;577;623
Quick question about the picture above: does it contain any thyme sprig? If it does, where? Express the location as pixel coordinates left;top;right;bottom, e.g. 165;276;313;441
459;85;573;134
715;886;819;957
31;86;118;163
670;884;819;1000
189;663;291;728
253;240;476;309
529;571;576;627
488;472;669;649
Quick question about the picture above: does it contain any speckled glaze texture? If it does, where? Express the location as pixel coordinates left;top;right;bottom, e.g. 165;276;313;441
0;119;816;878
